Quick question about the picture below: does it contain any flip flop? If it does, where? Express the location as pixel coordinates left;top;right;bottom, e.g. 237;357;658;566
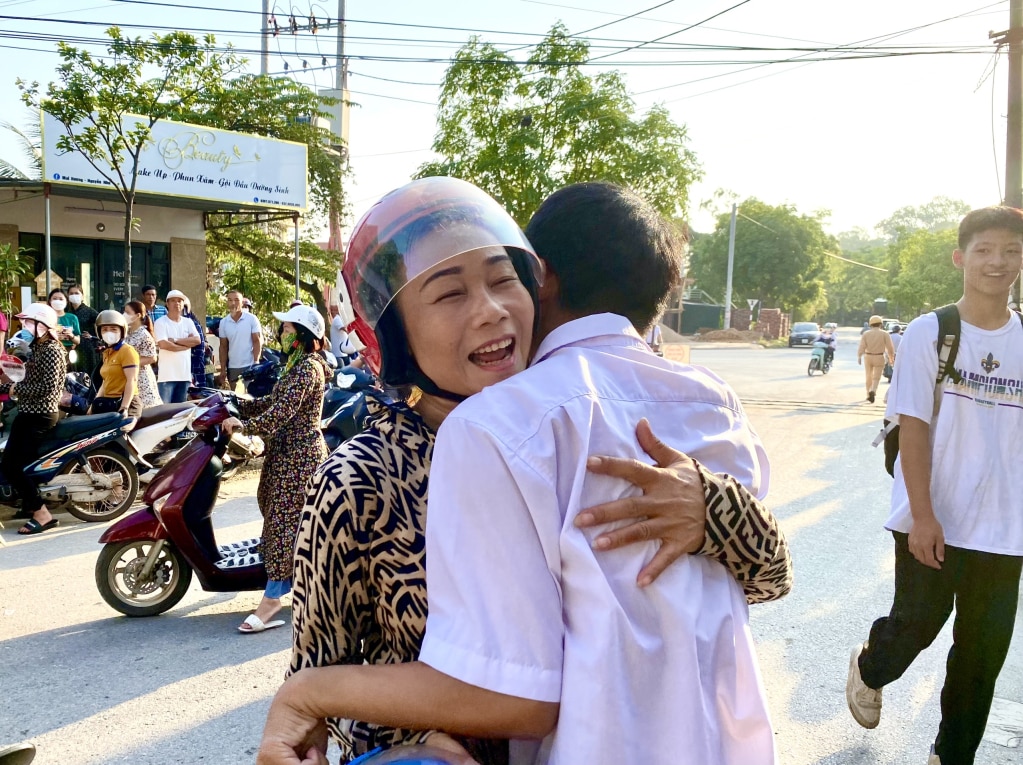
17;518;58;535
0;742;36;765
237;614;286;634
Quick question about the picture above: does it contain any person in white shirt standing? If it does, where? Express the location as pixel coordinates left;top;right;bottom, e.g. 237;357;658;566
846;207;1023;765
153;289;200;403
256;181;790;765
217;289;263;391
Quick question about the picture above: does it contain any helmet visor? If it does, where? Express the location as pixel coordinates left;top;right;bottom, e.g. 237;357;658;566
344;177;541;328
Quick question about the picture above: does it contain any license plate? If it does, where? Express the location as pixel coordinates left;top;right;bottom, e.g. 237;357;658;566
800;339;809;344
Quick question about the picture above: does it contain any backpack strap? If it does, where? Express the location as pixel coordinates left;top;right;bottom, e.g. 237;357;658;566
933;304;962;386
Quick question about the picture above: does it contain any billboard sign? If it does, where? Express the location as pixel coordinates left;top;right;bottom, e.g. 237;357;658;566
41;111;308;211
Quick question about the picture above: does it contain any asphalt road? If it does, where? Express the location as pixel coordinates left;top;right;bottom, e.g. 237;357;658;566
1;335;1021;764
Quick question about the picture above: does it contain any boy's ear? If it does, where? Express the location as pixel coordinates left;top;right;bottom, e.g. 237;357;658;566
538;266;560;303
952;248;965;270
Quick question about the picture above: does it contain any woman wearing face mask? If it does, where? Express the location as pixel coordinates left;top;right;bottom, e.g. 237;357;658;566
67;284;99;374
0;303;67;534
89;311;141;417
123;301;161;408
47;288;80;357
221;304;329;634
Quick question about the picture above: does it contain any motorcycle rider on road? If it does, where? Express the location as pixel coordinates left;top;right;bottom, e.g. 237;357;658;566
0;303;67;534
814;327;837;366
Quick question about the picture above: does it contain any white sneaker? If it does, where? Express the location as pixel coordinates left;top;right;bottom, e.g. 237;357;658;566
846;643;882;728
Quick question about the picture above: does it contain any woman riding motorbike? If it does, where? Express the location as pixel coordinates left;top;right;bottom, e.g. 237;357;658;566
222;304;329;634
90;310;142;417
0;303;68;534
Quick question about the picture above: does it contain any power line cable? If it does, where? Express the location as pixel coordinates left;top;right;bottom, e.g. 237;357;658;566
648;0;1007;101
587;0;756;63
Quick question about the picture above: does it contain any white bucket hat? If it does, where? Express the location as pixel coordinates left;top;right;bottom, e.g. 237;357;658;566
272;304;325;339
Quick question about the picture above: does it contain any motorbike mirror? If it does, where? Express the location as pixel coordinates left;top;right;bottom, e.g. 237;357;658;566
67;348;78;365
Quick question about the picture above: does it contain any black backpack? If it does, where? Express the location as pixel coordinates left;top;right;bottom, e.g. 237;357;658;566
879;304;1023;476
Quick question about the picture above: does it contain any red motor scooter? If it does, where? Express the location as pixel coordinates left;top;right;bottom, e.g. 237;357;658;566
95;393;267;617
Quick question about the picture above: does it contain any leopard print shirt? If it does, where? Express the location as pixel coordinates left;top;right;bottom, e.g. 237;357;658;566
290;399;508;763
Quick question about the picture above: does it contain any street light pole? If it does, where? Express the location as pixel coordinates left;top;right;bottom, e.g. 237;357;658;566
995;0;1023;304
723;203;737;330
260;0;270;76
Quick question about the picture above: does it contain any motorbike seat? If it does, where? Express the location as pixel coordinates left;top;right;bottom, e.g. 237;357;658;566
45;412;126;445
134;402;194;430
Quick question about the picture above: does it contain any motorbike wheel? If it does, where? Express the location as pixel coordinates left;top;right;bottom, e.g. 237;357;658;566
823;361;831;375
60;448;140;522
96;540;193;617
807;358;819;376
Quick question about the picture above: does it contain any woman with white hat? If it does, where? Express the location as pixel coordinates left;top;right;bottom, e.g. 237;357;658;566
222;303;330;633
0;303;67;534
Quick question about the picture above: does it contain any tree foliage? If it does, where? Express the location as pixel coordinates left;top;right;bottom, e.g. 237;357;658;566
887;228;961;316
821;246;887;324
416;24;701;226
688;198;834;319
18;27;245;297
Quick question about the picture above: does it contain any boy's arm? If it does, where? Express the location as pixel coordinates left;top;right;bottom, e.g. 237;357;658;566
899;415;943;569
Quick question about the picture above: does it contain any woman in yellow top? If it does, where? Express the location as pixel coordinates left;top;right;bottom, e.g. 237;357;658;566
91;309;141;417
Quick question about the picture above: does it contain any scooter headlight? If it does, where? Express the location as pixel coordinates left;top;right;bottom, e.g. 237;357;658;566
151;492;173;520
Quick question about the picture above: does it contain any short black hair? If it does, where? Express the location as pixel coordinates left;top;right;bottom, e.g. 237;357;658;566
525;182;684;332
142;284;157;295
958;206;1023;249
48;287;66;301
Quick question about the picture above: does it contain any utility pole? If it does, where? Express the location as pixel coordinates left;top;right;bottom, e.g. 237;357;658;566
724;203;737;330
260;0;270;75
335;0;347;142
993;0;1023;304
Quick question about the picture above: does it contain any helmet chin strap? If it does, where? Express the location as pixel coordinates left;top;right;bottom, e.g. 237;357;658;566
411;365;467;404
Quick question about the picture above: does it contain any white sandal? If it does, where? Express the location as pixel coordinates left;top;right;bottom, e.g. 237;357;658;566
237;614;286;633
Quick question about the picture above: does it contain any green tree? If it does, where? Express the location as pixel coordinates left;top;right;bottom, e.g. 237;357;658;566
887;228;961;316
876;196;970;240
821;246;888;324
18;27;244;298
0;243;35;325
416;24;701;226
688;198;835;318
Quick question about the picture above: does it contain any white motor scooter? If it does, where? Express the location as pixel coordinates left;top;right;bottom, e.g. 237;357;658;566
127;402;207;483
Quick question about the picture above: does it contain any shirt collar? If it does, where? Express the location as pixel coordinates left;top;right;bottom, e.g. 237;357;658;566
531;313;644;366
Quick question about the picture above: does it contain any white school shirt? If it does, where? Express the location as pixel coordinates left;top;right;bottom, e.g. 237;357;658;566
153;315;199;383
885;311;1023;555
420;313;776;765
219;311;262;369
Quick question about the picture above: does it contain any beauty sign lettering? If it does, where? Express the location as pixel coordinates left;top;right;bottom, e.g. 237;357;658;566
41;111;308;211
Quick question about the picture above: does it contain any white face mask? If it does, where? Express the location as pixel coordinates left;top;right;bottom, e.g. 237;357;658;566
102;331;121;346
50;298;66;311
68;294;83;306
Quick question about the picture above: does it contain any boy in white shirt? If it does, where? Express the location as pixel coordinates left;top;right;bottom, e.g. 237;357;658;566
846;206;1023;765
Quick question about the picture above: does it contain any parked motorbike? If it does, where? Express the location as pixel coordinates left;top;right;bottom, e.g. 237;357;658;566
129;402;205;483
188;386;264;479
807;341;833;376
322;368;383;452
0;411;143;522
95;393;266;617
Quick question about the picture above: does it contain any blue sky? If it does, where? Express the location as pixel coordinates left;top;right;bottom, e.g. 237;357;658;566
0;0;1010;236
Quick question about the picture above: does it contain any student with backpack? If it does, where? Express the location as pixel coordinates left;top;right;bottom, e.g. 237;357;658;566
847;206;1023;765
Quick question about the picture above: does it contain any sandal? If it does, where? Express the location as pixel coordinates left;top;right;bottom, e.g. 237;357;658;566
17;518;58;535
237;614;285;633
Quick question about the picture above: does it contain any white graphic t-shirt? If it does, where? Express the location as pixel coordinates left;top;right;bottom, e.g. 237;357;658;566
885;311;1023;555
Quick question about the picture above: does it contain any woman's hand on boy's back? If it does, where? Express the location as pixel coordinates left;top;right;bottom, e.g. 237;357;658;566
576;418;705;587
